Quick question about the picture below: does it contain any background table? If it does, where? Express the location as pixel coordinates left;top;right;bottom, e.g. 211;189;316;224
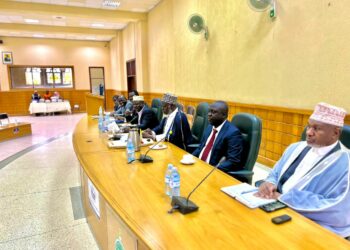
29;101;71;114
0;122;32;142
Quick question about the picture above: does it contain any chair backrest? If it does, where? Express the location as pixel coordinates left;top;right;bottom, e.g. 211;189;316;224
301;125;350;149
151;98;163;122
186;105;195;116
0;113;9;126
191;102;209;143
0;113;8;120
231;113;262;174
177;103;184;112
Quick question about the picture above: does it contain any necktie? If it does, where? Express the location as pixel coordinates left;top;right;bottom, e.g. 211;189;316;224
201;129;218;162
277;146;311;193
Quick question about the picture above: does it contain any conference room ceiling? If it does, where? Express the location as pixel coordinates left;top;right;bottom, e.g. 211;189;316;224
0;0;161;41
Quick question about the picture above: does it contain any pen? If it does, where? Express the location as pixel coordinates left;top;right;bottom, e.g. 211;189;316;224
240;188;258;195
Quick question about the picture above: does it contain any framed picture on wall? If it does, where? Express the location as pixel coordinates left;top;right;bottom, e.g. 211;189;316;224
2;52;13;64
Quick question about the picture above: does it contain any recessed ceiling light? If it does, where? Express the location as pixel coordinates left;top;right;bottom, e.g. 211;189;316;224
102;0;121;8
25;19;39;24
33;34;45;38
92;23;104;28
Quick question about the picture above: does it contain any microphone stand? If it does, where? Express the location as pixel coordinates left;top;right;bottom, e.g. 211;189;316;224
139;134;168;163
170;158;224;214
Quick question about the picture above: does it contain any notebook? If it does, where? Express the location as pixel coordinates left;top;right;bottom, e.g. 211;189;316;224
221;183;276;208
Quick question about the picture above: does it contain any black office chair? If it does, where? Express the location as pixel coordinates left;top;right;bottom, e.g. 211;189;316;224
187;102;209;152
0;113;10;126
191;102;209;143
151;98;163;123
227;113;262;184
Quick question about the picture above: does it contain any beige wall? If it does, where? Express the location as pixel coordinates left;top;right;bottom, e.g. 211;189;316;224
109;33;124;90
147;0;350;111
0;37;111;91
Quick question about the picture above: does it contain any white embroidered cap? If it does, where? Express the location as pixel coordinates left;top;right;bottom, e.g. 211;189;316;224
310;102;347;127
133;96;144;101
162;93;177;104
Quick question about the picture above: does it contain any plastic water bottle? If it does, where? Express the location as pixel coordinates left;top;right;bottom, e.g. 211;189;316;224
170;167;180;197
103;112;110;131
126;138;135;163
98;106;103;131
165;164;174;196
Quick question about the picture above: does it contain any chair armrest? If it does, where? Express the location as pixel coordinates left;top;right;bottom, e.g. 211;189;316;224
227;170;254;184
186;143;200;153
227;170;254;177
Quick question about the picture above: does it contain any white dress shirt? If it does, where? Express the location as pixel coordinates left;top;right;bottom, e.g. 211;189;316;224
282;141;339;193
154;108;178;141
137;106;145;125
199;120;226;163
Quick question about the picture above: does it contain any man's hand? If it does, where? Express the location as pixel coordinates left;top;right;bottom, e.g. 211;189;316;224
142;129;154;139
255;182;278;199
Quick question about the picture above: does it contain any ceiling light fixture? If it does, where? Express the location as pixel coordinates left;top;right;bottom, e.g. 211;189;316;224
92;23;105;28
25;19;39;24
102;0;121;8
33;34;45;38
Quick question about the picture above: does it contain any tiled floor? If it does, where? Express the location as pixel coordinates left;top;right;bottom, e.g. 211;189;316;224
0;114;84;162
0;114;98;250
0;114;270;249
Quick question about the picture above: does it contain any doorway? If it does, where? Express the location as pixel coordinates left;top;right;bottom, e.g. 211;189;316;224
89;67;105;96
126;59;137;93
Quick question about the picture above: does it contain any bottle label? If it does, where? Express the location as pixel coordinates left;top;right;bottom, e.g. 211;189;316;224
170;181;180;188
165;176;170;183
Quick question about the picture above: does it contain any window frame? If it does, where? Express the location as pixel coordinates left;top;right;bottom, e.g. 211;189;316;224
8;65;75;89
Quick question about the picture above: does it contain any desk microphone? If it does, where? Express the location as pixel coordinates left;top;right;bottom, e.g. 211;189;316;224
170;157;225;214
139;131;172;163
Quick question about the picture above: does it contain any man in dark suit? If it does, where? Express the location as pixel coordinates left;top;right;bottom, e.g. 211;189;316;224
127;96;159;130
143;93;192;151
193;101;244;173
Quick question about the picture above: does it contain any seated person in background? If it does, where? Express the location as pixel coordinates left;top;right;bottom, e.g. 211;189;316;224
193;101;244;173
54;91;60;98
113;95;120;112
143;93;192;151
255;102;350;238
32;90;41;102
125;90;139;116
43;90;52;100
126;96;159;130
114;96;132;116
51;91;60;101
